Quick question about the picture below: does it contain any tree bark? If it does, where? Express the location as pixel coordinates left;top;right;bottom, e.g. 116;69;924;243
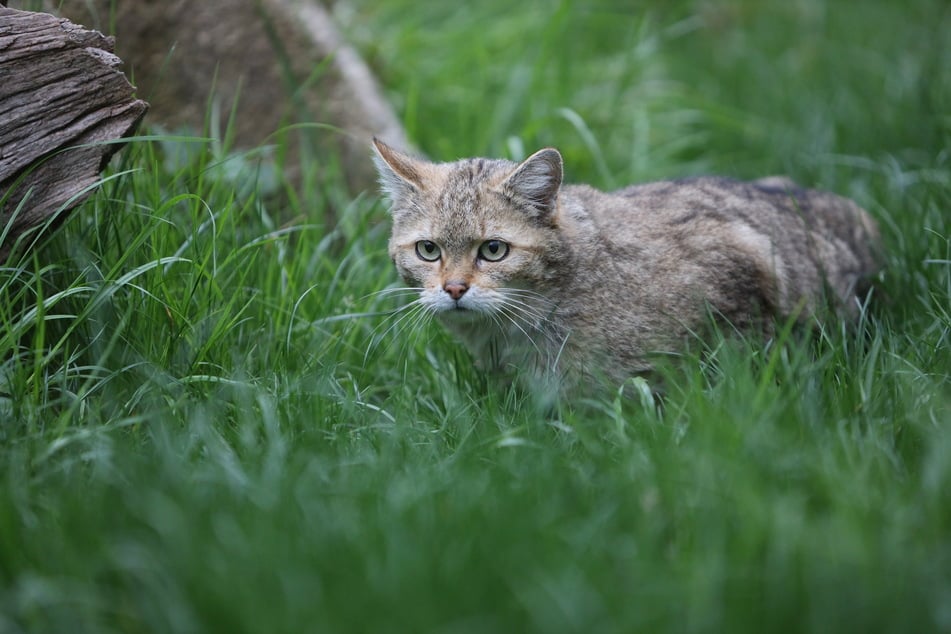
0;7;148;257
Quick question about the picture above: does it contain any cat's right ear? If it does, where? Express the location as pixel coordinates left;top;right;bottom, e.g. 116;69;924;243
372;138;425;203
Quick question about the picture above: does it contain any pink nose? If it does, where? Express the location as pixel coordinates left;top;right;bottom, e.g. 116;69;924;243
443;281;469;300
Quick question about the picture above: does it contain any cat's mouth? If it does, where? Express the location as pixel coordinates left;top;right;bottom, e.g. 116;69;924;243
444;301;473;313
422;286;495;318
439;299;489;320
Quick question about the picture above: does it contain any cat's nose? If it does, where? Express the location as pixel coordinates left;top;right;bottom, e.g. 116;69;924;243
443;281;469;300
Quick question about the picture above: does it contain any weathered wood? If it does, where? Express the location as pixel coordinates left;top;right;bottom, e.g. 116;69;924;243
0;8;148;256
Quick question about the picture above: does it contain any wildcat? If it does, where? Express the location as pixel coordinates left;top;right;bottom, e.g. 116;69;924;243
372;138;880;393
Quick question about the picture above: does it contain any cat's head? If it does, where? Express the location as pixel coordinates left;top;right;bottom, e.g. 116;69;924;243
372;138;568;318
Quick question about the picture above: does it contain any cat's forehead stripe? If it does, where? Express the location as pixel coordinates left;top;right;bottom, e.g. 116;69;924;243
441;158;493;192
433;160;491;218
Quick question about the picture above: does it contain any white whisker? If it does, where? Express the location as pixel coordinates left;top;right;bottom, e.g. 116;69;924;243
359;282;566;381
484;308;510;344
355;285;436;361
364;286;426;297
363;298;429;363
407;305;437;355
498;287;558;305
495;302;545;358
498;295;556;327
361;286;427;304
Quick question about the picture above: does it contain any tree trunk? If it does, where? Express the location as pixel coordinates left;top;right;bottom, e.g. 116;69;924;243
0;7;148;257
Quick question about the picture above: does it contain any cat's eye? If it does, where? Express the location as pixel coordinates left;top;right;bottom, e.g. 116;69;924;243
415;240;441;261
478;240;509;262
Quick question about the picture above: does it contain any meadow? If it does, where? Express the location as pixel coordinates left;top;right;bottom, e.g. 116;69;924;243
1;0;950;631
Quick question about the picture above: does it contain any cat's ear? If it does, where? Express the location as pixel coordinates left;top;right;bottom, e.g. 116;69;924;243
501;148;563;216
372;138;426;203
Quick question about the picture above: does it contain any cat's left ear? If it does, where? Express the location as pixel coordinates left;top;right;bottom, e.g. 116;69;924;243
501;147;563;217
372;138;426;203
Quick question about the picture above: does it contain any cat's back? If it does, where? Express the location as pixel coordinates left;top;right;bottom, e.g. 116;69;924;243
559;175;880;322
570;175;870;239
561;176;808;264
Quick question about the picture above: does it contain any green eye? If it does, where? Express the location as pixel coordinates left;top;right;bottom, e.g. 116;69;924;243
478;240;509;262
415;240;441;261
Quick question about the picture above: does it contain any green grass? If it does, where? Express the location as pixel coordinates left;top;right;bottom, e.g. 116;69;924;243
2;0;950;631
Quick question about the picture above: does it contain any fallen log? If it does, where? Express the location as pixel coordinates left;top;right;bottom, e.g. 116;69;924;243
0;7;148;257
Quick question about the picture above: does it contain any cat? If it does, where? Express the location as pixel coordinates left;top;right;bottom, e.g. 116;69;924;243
371;138;881;394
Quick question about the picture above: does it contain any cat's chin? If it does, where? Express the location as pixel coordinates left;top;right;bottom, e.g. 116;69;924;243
436;305;494;323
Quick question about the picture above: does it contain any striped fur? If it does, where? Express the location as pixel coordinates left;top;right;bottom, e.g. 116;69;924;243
373;139;881;392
